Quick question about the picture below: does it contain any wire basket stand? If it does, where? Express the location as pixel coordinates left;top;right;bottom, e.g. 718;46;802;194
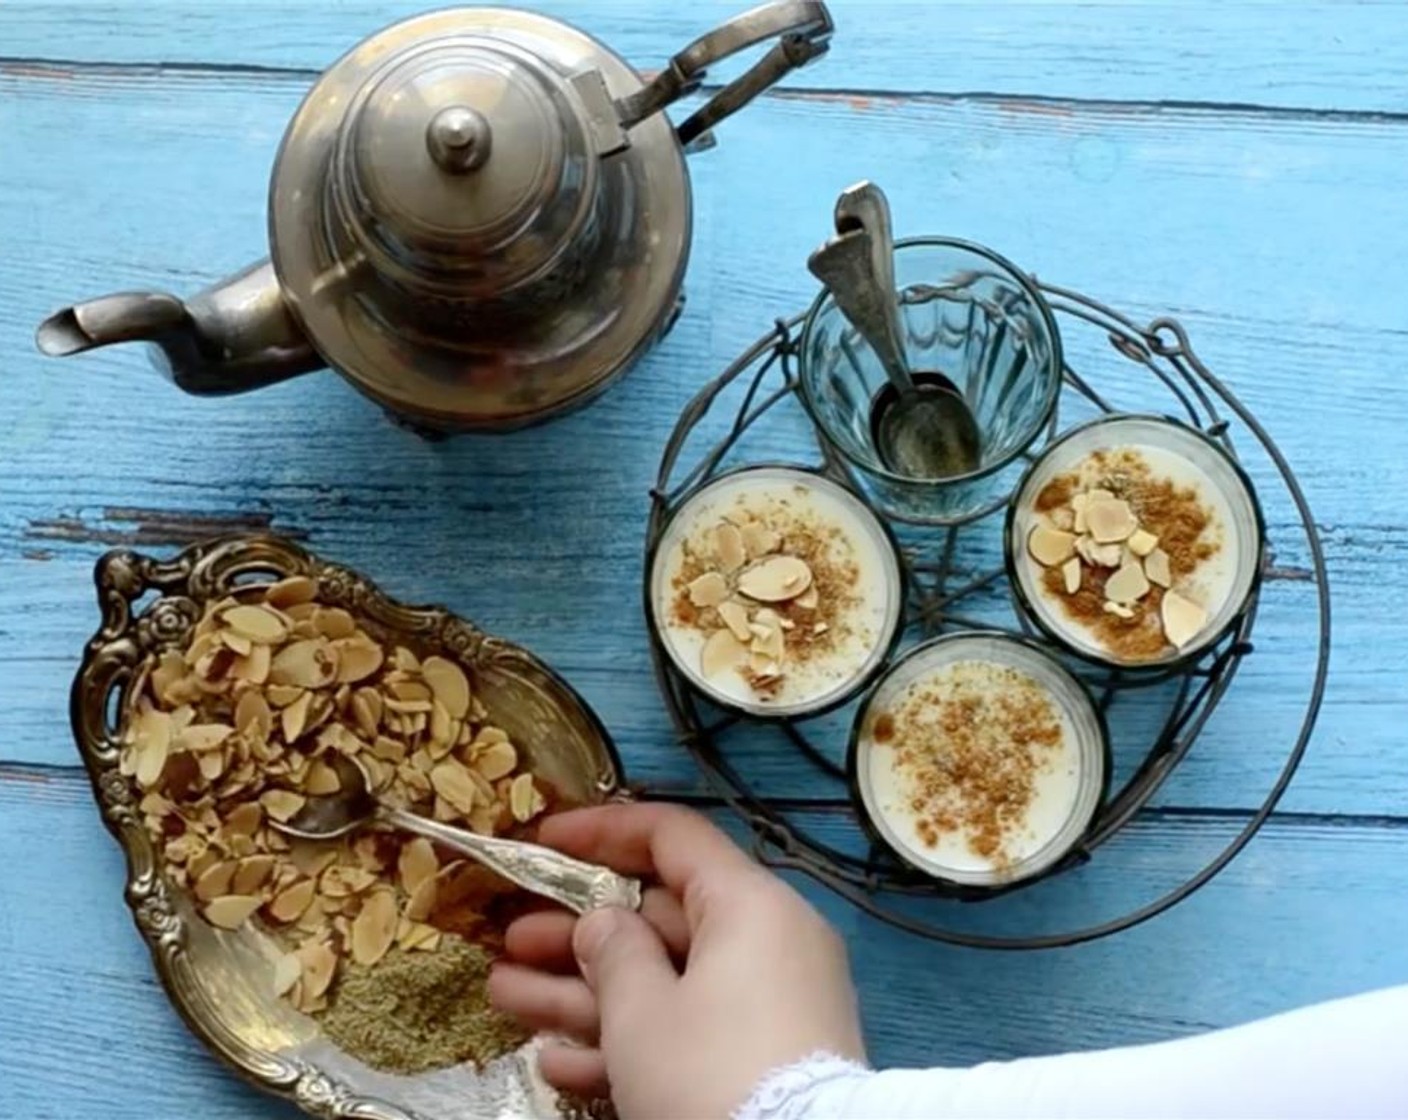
644;281;1331;950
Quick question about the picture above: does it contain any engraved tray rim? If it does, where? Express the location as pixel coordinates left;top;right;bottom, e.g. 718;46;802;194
69;533;626;1120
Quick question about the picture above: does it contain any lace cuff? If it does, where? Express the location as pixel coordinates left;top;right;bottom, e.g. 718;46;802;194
733;1051;872;1120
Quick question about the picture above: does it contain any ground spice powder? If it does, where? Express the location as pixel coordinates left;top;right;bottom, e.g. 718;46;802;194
881;663;1064;865
317;937;527;1074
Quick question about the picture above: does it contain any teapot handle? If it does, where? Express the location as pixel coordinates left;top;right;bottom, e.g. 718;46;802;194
615;0;833;153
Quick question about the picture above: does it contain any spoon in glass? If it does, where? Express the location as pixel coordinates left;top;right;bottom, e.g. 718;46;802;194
808;182;982;479
269;752;641;914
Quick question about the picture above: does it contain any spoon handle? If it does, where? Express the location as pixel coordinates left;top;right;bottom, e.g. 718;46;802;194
378;805;643;915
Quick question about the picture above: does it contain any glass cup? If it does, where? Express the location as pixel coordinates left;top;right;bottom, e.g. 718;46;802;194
798;237;1063;524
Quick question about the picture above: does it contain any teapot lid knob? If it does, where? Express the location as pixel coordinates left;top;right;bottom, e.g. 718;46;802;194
426;105;492;174
326;39;600;294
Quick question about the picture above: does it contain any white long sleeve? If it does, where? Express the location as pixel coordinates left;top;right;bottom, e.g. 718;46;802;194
736;983;1408;1120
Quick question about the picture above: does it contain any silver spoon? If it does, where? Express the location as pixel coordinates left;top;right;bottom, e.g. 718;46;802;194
808;183;982;479
270;752;641;915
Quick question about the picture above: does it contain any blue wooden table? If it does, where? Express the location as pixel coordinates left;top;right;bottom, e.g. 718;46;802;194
3;3;1406;1116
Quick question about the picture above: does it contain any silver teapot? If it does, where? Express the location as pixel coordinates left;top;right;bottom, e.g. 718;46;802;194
36;3;832;433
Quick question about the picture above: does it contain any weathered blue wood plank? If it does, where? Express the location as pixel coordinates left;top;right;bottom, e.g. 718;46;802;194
2;68;1402;816
3;773;1406;1118
3;2;1408;112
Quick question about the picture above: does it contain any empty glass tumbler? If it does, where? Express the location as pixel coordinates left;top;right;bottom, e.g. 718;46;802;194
799;237;1063;524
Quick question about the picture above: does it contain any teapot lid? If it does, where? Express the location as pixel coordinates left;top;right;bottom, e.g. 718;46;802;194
329;37;598;296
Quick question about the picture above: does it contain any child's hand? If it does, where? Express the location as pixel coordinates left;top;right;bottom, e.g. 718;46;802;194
488;803;865;1119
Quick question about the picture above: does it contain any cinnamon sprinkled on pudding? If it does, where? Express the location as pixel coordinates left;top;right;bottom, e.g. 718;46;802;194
871;662;1065;867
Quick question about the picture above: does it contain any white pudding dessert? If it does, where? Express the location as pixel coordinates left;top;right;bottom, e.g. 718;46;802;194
651;466;903;718
1009;416;1262;666
853;633;1105;886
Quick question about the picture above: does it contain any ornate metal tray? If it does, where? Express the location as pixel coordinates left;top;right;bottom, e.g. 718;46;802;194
70;535;625;1119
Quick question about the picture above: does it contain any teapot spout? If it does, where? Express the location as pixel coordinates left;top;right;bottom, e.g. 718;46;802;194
35;259;322;395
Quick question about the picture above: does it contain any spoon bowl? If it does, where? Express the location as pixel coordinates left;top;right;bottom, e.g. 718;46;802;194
271;753;642;914
807;181;982;479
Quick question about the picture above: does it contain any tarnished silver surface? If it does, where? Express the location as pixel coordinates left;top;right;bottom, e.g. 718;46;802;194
380;806;643;915
35;2;833;434
273;753;643;915
71;535;627;1119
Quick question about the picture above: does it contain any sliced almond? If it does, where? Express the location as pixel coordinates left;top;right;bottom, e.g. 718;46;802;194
320;865;377;898
740;522;781;557
335;638;384;684
270;639;338;690
204;894;262;930
1161;590;1207;650
1061;556;1082;595
795;586;819;611
687;571;729;608
232;854;276;895
399;921;440;952
265;576;318;609
749;653;782;680
1144;548;1173;589
737;556;813;602
1104;561;1151;605
1127;529;1159;557
717;600;754;643
397;837;438;894
350;889;398;967
223;604;290;645
266;684;304;708
221;630;253;657
175;723;233;754
750;620;785;661
273;951;303;997
234;690;272;740
418;656;469;721
1103;601;1135;619
430;760;478;815
313;607;356;640
280;691;313;744
225;801;263;837
197;749;226;782
260;789;306;823
405;874;438;922
304;758;341;796
1085;499;1139;543
700;628;747;679
1027;525;1076;567
713;523;746;572
1077;537;1124;568
474;740;517;782
298;940;337;1000
134;735;170;789
509;773;543;823
429;700;452;747
194;860;237;902
268;878;316;923
351;688;383;739
472;726;510;748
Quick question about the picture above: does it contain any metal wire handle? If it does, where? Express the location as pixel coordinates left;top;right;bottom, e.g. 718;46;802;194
615;0;834;152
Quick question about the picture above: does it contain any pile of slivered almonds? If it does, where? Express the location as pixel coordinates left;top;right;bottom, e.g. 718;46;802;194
119;576;546;1013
